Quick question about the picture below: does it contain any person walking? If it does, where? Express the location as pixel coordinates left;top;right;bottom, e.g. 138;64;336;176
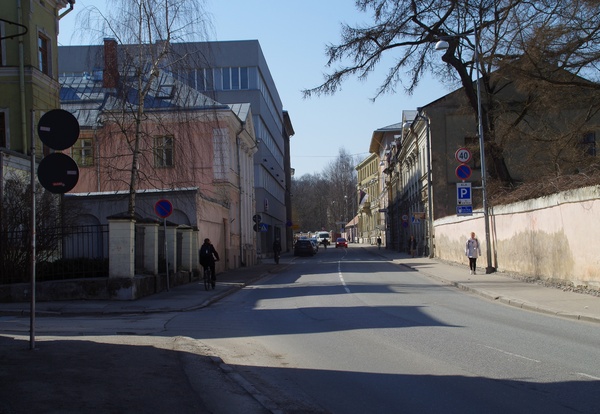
376;236;382;249
273;239;282;264
199;238;220;287
465;232;481;275
409;235;417;258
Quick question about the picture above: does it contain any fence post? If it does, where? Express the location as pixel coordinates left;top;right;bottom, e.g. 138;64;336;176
107;214;136;278
138;219;159;275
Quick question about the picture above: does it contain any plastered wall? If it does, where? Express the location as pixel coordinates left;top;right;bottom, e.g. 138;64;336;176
434;186;600;288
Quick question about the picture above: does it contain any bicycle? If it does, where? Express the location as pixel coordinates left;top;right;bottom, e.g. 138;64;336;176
203;267;213;290
274;251;280;264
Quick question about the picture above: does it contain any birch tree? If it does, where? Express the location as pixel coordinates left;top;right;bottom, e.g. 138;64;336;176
75;0;214;217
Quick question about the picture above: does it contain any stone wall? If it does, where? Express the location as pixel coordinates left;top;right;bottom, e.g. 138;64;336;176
0;271;196;303
433;185;600;288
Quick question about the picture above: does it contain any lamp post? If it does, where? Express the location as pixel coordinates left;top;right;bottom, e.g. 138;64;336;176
435;27;495;273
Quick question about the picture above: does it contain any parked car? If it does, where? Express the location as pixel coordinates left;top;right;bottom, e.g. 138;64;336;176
335;237;348;248
294;239;315;256
309;237;319;253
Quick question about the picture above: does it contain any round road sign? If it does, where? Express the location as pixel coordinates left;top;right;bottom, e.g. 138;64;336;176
455;164;472;181
455;148;472;164
155;199;173;218
37;152;80;194
38;109;80;150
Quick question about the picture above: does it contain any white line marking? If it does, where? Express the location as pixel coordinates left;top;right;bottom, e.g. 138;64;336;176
338;261;351;293
574;372;600;380
480;344;541;363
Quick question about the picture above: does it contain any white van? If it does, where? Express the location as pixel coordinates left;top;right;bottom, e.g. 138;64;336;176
316;231;331;246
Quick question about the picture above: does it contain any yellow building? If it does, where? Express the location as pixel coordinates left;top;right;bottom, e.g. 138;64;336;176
355;153;382;244
0;0;74;174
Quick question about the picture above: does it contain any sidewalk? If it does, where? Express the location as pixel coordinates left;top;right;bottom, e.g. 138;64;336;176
1;247;598;322
373;246;600;324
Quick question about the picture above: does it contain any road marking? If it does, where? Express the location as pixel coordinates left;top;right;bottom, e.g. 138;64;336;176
338;261;351;293
480;344;541;363
574;372;600;380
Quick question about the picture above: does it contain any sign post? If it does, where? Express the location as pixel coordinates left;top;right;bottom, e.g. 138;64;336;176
155;199;173;291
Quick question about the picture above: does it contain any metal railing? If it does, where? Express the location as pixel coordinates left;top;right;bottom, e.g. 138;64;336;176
0;224;109;284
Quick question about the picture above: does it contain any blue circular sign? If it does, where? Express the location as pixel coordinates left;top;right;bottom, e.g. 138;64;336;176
455;164;472;180
155;199;173;218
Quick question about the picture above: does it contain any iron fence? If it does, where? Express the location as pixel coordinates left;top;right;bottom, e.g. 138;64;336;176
0;224;109;284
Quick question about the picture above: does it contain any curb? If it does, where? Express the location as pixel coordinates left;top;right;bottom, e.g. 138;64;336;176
397;262;600;324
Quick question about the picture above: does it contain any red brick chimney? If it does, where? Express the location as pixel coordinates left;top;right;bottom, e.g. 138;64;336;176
103;38;119;88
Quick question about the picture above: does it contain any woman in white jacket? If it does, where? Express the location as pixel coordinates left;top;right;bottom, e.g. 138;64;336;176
465;232;481;275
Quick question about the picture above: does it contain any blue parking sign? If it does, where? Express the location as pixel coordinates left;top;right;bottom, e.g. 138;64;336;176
456;182;472;205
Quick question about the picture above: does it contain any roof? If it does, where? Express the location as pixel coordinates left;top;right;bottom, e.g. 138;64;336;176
369;122;404;153
60;69;230;127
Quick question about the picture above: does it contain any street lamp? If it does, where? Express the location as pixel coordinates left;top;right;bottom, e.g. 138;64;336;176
435;27;495;273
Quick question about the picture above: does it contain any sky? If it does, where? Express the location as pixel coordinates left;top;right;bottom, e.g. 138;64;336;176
57;0;450;178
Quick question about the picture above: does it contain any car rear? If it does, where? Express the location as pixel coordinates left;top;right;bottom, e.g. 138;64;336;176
335;237;348;248
294;240;315;256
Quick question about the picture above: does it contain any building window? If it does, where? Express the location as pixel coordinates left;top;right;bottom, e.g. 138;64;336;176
222;68;231;90
154;135;174;167
0;111;6;148
213;128;229;179
219;67;249;91
581;132;597;156
72;138;93;166
0;21;5;66
38;33;50;75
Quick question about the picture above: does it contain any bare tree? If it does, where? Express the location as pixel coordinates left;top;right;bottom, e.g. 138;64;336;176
323;148;359;226
303;0;600;186
75;0;214;217
292;148;359;232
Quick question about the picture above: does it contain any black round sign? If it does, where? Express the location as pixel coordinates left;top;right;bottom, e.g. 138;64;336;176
38;109;80;150
37;153;80;194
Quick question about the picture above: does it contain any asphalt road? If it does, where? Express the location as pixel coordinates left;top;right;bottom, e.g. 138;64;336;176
168;247;600;413
2;246;599;413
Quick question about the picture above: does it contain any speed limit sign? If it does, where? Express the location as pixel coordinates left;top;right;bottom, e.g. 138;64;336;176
455;148;472;164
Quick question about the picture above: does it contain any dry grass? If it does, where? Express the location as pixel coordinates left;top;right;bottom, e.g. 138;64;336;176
488;163;600;205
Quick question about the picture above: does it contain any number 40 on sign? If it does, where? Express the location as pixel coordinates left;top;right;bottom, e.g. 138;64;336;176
455;147;472;164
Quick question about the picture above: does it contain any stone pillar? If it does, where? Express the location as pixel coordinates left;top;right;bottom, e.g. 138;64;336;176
138;220;159;275
108;215;136;278
178;225;193;271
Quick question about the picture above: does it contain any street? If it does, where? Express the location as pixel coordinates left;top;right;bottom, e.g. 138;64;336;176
168;246;600;413
1;246;599;413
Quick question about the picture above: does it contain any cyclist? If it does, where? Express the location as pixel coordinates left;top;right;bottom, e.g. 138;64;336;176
199;238;220;287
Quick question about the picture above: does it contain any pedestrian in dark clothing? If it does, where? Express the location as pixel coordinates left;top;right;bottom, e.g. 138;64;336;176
273;239;281;264
409;235;417;257
199;238;220;286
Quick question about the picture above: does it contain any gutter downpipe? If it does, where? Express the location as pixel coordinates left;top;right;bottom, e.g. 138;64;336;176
58;1;75;20
235;122;245;266
18;0;27;153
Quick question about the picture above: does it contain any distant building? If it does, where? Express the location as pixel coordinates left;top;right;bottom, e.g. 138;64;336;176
59;39;258;270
